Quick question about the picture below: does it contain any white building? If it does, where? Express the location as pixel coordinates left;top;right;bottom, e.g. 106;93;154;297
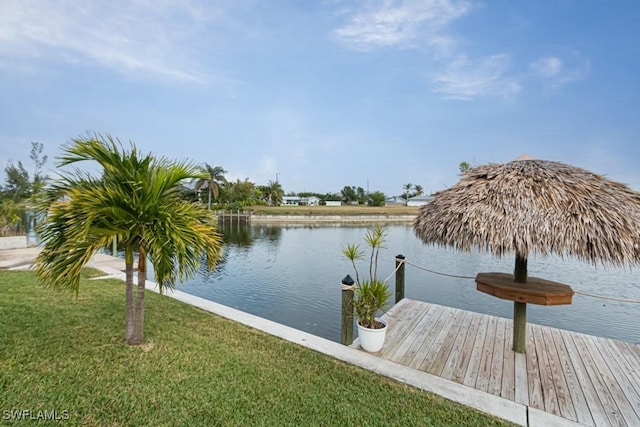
282;196;320;206
407;194;433;207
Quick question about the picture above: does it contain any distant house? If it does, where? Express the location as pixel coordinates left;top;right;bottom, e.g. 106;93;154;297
305;196;320;206
325;200;341;207
282;196;321;206
282;196;301;206
385;196;405;206
407;194;432;207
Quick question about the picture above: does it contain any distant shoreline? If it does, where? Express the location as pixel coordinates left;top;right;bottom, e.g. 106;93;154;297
239;214;415;224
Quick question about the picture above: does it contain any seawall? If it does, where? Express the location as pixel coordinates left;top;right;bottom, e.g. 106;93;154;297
249;214;415;224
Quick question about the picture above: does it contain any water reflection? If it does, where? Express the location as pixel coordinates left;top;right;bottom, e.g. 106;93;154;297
217;221;283;247
175;222;640;345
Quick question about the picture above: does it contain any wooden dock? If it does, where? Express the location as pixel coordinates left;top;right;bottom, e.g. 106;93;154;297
366;299;640;426
217;211;251;223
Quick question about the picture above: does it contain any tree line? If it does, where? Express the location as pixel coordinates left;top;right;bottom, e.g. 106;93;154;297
1;141;438;235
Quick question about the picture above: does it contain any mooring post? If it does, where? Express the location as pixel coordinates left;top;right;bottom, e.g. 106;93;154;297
512;254;528;353
395;254;406;303
341;274;355;345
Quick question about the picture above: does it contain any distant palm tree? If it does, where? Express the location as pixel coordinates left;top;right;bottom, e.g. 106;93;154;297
414;185;424;196
264;180;284;206
34;135;223;345
195;164;227;209
403;183;413;205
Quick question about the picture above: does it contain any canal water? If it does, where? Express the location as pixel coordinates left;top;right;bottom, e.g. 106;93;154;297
172;222;640;345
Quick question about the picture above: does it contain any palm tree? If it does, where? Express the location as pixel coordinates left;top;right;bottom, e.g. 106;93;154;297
195;163;227;209
414;185;424;196
264;180;284;206
34;135;223;345
403;183;413;205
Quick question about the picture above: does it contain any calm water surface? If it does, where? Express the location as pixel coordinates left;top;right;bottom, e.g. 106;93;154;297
172;222;640;344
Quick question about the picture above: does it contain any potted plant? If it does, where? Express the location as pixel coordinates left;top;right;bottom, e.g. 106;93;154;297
343;224;392;352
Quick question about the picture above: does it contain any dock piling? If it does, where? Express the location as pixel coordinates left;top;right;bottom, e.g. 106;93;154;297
341;274;355;345
395;254;405;303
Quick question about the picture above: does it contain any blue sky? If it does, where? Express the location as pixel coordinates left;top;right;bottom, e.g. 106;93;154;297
1;1;639;196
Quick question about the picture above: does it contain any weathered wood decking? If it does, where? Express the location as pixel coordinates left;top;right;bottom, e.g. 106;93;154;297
367;299;640;426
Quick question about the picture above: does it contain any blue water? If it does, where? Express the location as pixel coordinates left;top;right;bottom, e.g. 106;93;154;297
163;222;640;344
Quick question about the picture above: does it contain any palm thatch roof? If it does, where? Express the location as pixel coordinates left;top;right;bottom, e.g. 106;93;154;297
413;159;640;267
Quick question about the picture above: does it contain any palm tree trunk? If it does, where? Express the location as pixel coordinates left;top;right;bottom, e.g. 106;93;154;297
131;245;147;345
124;246;135;344
208;186;212;210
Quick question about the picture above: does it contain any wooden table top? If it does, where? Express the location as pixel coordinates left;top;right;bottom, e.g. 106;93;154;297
476;272;574;306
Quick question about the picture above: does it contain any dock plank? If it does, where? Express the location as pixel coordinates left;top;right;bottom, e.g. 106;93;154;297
571;333;626;426
532;325;560;415
501;320;516;402
462;314;490;388
594;338;640;422
514;352;528;405
390;304;445;364
439;310;473;381
526;324;544;410
541;326;576;421
487;318;506;396
370;299;640;427
561;329;609;426
584;335;639;425
380;299;431;358
450;312;482;384
475;315;498;392
423;309;469;376
550;327;593;426
408;307;456;370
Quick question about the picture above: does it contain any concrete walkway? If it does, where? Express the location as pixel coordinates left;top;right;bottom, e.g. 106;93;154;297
0;248;580;426
0;246;42;269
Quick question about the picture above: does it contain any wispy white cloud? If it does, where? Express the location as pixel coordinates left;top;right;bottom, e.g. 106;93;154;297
430;54;521;100
331;0;522;100
331;0;471;53
0;0;218;82
530;52;590;92
530;57;562;78
330;1;590;100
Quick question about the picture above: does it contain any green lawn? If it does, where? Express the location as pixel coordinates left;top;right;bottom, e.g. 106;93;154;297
0;270;513;426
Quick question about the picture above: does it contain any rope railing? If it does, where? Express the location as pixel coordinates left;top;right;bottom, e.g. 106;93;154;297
573;290;640;304
403;259;476;280
381;260;404;284
397;258;640;304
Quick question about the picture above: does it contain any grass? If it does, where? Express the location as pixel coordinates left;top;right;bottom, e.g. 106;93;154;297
0;269;513;426
248;205;419;216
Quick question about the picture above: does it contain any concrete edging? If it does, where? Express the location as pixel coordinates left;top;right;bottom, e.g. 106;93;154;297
0;235;28;250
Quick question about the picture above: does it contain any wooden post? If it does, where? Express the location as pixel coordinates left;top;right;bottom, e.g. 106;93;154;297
513;302;527;353
513;253;528;353
395;254;405;303
341;274;355;345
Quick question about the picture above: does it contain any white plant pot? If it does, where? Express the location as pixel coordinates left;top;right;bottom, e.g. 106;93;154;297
357;319;387;353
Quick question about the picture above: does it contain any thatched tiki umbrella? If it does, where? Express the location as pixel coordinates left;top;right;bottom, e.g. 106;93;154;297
413;158;640;353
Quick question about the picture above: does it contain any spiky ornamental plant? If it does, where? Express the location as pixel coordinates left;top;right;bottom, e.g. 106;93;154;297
342;224;391;329
34;134;223;345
